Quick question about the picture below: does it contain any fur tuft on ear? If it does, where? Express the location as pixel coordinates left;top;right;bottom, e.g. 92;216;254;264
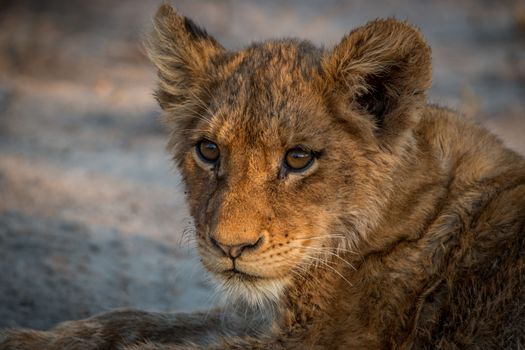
323;19;432;136
145;4;225;113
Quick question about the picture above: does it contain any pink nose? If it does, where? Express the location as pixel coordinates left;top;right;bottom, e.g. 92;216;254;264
210;236;264;259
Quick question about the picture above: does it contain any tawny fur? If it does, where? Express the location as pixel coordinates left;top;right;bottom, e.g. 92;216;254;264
1;4;524;350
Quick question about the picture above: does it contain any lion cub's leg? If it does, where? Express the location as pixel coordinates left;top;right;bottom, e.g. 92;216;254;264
0;308;246;350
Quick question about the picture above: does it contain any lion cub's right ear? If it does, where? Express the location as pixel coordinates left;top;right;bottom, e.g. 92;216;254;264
322;19;432;141
145;4;225;112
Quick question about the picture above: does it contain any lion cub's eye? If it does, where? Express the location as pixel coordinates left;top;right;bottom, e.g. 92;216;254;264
284;147;314;172
196;139;220;163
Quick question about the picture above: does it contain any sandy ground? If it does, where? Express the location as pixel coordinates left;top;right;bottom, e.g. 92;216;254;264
0;0;524;330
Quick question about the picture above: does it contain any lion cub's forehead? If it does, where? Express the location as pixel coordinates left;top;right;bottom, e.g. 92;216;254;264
207;40;328;148
227;40;323;82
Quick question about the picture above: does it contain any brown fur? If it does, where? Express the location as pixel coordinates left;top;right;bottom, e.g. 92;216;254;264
2;4;524;350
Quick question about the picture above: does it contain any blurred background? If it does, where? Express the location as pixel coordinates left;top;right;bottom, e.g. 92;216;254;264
0;0;524;330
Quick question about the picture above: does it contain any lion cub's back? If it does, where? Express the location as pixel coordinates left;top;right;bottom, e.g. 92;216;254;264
413;108;525;348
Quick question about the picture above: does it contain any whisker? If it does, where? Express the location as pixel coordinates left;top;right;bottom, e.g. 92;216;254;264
292;234;346;241
287;241;357;258
291;253;354;288
295;246;356;271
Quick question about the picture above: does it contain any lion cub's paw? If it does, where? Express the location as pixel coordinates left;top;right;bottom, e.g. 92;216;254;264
0;329;55;350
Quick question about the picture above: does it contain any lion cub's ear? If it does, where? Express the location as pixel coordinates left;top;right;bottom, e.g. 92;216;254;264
323;19;432;137
145;4;225;112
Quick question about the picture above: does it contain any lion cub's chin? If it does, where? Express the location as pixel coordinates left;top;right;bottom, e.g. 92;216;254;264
212;271;289;309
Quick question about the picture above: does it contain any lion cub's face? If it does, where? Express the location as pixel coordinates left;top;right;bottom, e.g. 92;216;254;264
180;45;350;305
147;5;431;306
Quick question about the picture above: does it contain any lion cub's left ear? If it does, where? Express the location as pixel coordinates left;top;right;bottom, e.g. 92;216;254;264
323;19;431;138
145;4;225;112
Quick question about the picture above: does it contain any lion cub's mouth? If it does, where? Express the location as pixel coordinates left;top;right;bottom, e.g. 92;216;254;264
222;268;264;281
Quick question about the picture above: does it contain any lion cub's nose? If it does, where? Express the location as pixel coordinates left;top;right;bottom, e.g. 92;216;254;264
210;236;263;259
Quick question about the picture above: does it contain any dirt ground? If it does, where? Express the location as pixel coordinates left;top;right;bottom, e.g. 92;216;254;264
0;0;524;330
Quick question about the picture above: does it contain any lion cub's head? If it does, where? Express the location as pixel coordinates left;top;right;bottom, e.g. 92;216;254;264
147;5;431;307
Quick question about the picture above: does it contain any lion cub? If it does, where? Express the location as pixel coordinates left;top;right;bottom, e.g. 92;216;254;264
2;4;524;350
